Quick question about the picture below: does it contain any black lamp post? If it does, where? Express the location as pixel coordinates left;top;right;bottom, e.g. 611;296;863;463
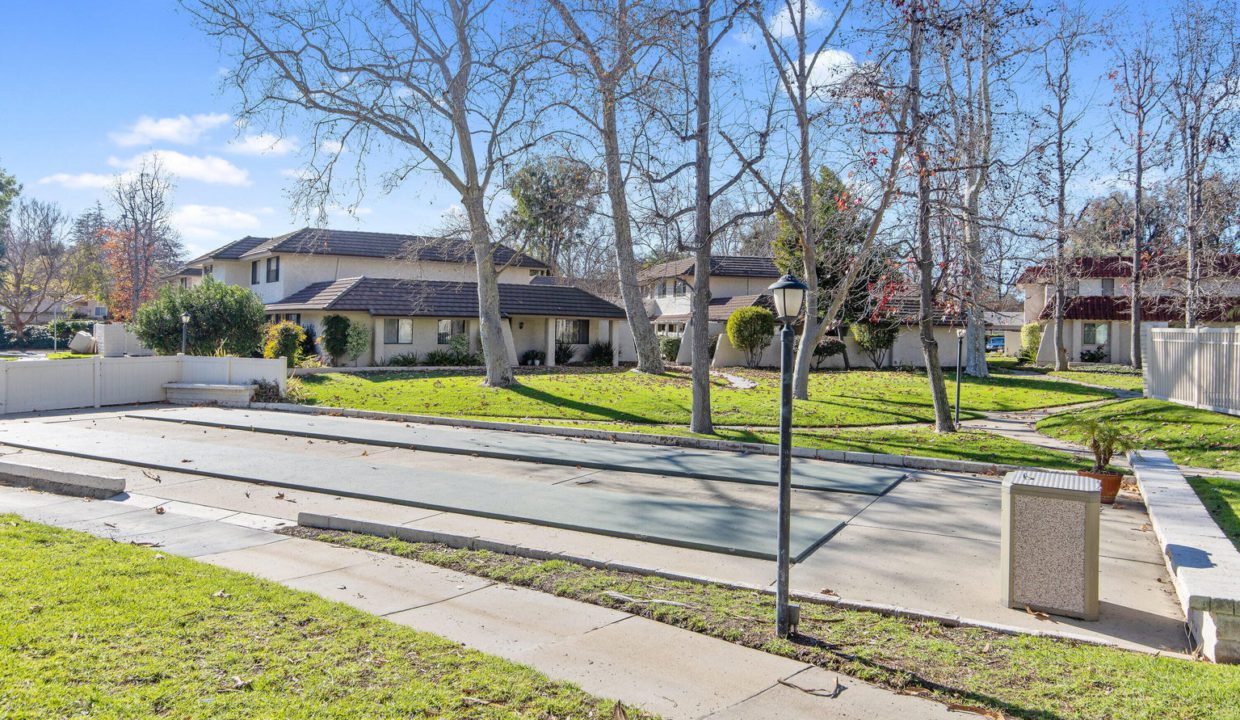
767;273;807;638
181;312;191;355
955;327;966;428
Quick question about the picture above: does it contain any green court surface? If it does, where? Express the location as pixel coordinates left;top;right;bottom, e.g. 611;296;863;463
127;406;907;496
0;423;844;561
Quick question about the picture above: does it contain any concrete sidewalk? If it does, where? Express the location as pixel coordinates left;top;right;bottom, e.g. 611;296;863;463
0;482;958;720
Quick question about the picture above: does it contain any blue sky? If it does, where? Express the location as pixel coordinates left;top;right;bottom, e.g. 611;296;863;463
0;0;1151;260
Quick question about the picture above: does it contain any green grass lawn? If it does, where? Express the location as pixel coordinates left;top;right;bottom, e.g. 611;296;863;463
1047;370;1146;391
300;367;1112;429
1039;399;1240;472
1188;476;1240;551
0;517;646;719
45;352;95;360
478;417;1087;471
300;528;1240;720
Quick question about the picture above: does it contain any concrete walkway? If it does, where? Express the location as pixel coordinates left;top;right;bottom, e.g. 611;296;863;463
0;480;958;720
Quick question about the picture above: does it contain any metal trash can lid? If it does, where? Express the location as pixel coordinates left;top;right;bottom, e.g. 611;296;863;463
1003;470;1100;496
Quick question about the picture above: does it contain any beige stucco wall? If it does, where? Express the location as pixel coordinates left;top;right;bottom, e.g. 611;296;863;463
708;276;772;296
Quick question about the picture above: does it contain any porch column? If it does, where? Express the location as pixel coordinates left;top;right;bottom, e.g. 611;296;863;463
607;319;619;366
372;318;384;366
545;318;557;367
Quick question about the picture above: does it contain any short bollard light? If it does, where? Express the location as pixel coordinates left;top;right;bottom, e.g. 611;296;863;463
767;273;807;638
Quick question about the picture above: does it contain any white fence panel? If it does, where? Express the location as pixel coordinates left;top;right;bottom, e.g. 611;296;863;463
94;323;153;357
1146;327;1240;417
0;355;288;416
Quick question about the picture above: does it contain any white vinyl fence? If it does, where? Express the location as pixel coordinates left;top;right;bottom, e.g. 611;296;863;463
94;323;153;357
1145;327;1240;416
0;356;286;416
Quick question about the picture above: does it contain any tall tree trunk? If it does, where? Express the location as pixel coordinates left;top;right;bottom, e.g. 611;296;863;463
1130;138;1144;369
602;86;665;374
1053;125;1070;370
962;193;989;377
1184;129;1200;327
909;11;955;433
463;193;515;387
689;1;713;434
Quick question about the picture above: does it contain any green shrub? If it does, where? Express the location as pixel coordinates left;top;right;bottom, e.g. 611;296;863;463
321;315;349;363
300;324;319;359
385;352;421;367
1019;322;1042;363
47;319;94;343
263;321;306;368
813;337;846;368
345;320;370;363
660;336;681;362
554;339;576;365
132;279;266;356
1080;347;1107;363
520;348;546;366
252;379;284;403
584;341;613;366
726;307;776;368
425;335;480;366
850;320;898;369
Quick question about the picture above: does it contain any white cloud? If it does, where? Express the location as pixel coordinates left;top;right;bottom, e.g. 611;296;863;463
319;139;346;154
805;48;858;96
171;204;262;242
769;0;829;39
110;113;231;147
37;172;114;189
228;133;299;156
109;150;251;186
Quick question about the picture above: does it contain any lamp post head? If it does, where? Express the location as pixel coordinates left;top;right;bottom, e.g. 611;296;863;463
768;274;808;324
181;312;191;324
956;328;967;340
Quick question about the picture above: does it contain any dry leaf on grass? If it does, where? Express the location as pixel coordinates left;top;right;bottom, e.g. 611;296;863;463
946;703;1005;719
611;701;629;719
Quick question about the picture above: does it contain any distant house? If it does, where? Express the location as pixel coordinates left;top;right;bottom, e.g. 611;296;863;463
1015;255;1240;364
636;255;987;368
19;295;108;324
175;228;630;366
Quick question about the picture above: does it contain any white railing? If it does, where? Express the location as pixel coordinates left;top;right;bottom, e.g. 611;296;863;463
0;355;286;415
1145;327;1240;416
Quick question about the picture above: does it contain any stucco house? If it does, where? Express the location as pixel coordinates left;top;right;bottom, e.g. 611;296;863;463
1015;255;1240;364
637;254;979;368
175;228;630;366
19;295;108;324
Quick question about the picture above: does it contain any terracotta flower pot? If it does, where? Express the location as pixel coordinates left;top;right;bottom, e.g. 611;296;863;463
1079;470;1124;504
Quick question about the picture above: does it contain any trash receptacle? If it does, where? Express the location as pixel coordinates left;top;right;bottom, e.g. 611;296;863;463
1000;470;1100;621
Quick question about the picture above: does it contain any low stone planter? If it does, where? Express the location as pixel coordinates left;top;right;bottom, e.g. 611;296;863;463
1129;449;1240;663
164;382;255;405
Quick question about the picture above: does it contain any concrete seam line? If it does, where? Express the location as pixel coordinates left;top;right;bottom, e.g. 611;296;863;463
252;402;1032;476
295;512;1143;654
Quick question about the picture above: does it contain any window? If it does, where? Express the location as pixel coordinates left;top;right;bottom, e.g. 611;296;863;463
283;313;301;324
266;256;280;283
251;261;260;285
1083;322;1109;345
203;264;213;279
1101;278;1115;297
657;281;667;297
556;318;589;344
94;306;106;318
384;318;414;344
673;280;686;296
437;319;466;345
179;277;188;289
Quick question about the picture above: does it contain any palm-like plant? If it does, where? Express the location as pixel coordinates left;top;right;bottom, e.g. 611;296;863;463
1075;418;1137;472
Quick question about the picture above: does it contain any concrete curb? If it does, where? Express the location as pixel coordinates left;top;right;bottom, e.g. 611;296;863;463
0;457;125;499
249;401;1031;476
297;511;1148;654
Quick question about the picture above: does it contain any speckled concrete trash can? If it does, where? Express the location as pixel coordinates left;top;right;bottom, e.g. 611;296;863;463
1000;470;1100;621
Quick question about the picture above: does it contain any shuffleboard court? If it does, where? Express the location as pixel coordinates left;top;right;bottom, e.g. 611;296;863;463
0;423;843;561
126;406;907;496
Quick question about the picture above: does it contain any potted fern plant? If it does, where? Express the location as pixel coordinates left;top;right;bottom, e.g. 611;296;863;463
1074;418;1135;504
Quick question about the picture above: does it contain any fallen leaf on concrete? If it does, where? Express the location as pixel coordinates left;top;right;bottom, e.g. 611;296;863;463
142;470;161;483
180;459;192;463
819;588;839;597
154;506;166;515
1138;523;1151;532
130;540;163;548
1024;606;1053;622
104;522;117;529
947;703;1005;718
275;492;285;500
777;676;841;699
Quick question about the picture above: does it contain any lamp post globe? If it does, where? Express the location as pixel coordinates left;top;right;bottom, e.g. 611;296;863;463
180;312;191;355
765;273;808;637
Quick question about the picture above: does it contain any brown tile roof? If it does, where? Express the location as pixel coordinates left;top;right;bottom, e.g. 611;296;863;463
266;277;626;319
1038;295;1240;322
186;235;269;264
653;293;773;322
638;256;781;283
1017;254;1240;284
234;228;547;269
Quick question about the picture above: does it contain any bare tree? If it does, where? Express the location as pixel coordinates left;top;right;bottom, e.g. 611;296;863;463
1035;1;1098;370
1164;0;1240;327
1109;25;1165;368
726;0;908;401
188;0;548;387
110;156;182;318
0;199;74;335
543;0;674;373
